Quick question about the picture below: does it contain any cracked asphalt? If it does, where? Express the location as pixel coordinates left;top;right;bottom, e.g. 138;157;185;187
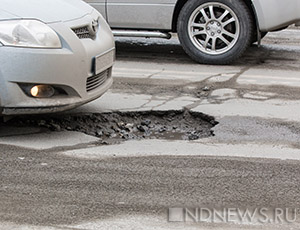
1;28;300;229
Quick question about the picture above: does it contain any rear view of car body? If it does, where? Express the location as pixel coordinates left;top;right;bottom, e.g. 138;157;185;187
0;0;115;115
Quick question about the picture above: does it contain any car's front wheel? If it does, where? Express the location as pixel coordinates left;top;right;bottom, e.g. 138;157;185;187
177;0;254;64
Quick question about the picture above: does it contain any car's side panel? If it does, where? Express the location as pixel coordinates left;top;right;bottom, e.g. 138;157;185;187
106;0;176;29
86;0;300;32
83;0;107;19
252;0;300;31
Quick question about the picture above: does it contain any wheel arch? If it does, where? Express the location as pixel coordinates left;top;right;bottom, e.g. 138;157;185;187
171;0;258;32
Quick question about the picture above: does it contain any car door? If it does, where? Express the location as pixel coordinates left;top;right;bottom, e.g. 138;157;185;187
106;0;176;30
83;0;107;19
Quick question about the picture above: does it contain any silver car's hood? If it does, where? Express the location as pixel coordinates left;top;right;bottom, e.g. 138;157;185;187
0;0;94;23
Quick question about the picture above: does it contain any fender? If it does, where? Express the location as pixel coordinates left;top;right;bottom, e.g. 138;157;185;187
252;0;300;31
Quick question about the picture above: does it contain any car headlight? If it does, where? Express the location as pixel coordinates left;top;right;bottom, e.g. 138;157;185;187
0;20;61;48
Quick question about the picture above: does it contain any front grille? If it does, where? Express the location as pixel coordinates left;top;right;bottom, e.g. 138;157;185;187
72;26;94;39
86;69;110;92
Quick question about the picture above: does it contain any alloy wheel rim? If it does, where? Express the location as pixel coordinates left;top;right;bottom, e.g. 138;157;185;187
188;2;240;55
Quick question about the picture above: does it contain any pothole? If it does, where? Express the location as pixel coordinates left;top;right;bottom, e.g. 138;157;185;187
4;110;218;144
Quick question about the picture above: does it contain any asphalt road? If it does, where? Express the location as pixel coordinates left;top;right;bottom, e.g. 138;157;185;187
1;29;300;230
1;144;300;229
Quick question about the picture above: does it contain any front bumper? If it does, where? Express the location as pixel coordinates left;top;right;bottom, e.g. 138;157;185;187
1;77;112;115
0;11;115;115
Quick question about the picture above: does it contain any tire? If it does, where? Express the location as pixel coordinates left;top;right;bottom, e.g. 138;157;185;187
177;0;254;64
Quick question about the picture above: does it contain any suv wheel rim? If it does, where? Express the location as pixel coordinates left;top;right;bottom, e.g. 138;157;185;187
188;2;240;55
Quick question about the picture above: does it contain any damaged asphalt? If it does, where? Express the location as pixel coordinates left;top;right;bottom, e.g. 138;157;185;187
4;110;217;143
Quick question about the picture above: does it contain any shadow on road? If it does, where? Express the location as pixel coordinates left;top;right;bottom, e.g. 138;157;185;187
115;37;298;68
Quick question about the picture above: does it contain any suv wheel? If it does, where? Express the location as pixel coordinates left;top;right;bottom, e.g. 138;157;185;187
177;0;254;64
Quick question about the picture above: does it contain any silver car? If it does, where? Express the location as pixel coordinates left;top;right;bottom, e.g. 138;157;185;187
86;0;300;64
0;0;115;115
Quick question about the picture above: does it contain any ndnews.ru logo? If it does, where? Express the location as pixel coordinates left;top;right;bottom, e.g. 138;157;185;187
168;207;298;224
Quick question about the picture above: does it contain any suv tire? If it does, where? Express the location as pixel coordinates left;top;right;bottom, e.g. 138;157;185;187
177;0;254;64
